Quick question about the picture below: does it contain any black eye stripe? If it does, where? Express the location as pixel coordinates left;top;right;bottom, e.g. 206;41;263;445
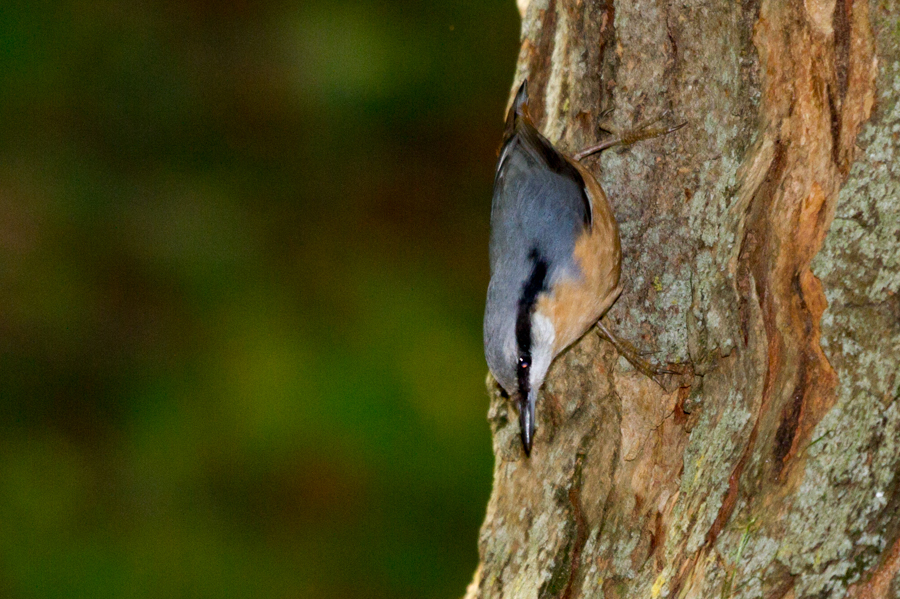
515;250;547;397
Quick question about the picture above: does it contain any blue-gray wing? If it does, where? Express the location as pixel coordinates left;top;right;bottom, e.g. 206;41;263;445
489;128;591;284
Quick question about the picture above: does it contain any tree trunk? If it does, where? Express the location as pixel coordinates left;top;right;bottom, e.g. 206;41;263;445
465;0;900;597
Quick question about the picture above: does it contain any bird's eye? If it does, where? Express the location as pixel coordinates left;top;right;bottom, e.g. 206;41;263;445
518;356;531;370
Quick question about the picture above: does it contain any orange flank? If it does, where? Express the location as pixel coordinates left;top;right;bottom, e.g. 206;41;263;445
537;157;622;355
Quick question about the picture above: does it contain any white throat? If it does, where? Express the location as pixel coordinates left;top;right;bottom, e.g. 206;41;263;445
528;312;556;393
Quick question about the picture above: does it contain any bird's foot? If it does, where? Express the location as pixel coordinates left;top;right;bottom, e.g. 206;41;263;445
595;319;685;387
574;117;686;161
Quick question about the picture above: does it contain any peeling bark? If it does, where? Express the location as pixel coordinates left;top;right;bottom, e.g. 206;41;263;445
467;0;899;597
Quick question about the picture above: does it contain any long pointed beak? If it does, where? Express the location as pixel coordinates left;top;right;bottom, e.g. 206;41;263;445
519;388;537;457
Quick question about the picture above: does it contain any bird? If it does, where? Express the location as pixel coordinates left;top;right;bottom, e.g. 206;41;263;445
483;79;680;456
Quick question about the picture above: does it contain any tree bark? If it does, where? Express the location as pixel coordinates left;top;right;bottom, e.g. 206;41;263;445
466;0;900;597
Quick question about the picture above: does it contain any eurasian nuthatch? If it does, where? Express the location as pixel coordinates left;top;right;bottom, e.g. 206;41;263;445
484;80;678;456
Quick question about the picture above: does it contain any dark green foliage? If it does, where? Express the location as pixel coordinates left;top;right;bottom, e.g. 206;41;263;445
0;1;519;597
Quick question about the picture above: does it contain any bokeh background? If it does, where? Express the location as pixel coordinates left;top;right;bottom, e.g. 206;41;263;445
0;1;519;597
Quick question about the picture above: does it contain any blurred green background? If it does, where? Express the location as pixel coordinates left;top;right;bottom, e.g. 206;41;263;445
0;1;519;597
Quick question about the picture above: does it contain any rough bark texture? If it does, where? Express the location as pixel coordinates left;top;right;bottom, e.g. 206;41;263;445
466;0;899;597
